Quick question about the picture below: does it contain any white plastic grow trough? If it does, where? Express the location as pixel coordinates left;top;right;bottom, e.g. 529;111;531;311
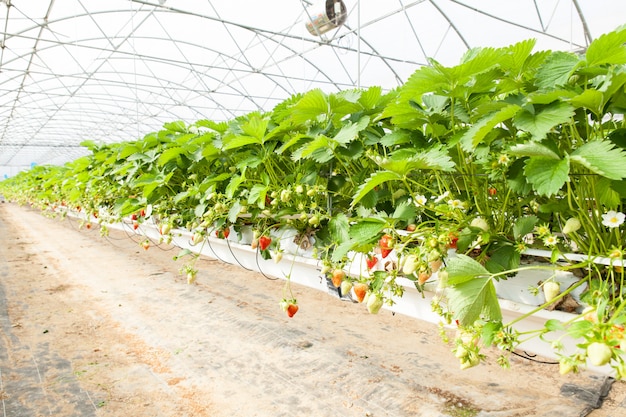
64;210;614;375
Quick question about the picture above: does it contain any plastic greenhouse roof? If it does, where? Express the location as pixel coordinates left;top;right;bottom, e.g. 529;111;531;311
1;0;625;175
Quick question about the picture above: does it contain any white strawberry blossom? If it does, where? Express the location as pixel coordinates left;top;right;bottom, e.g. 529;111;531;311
601;211;625;228
414;195;427;207
543;235;559;247
448;199;464;210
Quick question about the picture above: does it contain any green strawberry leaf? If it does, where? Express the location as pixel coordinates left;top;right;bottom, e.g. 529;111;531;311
221;135;261;151
545;319;565;332
290;89;329;124
328;213;350;243
348;218;386;242
461;104;520;151
358;86;383;109
524;156;570;197
513;215;538;240
333;116;370;144
513;102;575;141
585;27;626;67
535;51;580;89
509;142;561;159
447;276;502;326
596;178;622;207
570;139;626;180
446;254;491;285
241;113;269;140
292;135;334;163
392;201;416;221
163;120;187;133
570;89;605;117
352;171;402;207
157;146;185;166
567;319;594;339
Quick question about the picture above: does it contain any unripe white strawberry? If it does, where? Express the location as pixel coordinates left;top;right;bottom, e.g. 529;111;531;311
543;281;560;303
587;342;612;366
366;294;383;314
470;217;489;231
562;217;581;234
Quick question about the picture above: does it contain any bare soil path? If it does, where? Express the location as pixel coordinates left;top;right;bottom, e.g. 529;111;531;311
1;203;625;417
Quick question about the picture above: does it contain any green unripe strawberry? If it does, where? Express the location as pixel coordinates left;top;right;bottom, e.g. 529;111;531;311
470;217;489;232
340;280;353;296
587;342;612;366
559;358;575;375
459;355;480;370
402;254;419;275
543;281;560;303
366;294;383;314
562;217;581;234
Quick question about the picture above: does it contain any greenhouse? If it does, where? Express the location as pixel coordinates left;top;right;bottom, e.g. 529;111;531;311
1;1;626;415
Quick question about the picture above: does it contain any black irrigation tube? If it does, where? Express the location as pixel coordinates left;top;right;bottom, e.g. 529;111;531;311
203;234;232;265
224;237;254;272
511;350;559;365
254;246;280;281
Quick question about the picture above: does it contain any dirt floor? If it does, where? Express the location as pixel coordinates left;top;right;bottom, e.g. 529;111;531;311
1;203;626;417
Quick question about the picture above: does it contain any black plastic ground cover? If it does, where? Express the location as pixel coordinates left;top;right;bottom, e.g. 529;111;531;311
0;217;99;417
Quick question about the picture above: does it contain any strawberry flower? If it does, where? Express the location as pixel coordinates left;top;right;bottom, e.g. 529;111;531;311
543;235;559;247
447;199;465;210
414;195;427;207
601;211;625;228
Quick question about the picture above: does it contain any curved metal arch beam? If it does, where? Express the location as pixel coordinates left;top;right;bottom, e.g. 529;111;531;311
10;67;308;114
1;6;343;95
428;0;470;50
0;42;268;146
571;0;593;45
0;71;236;134
447;0;589;50
3;4;422;106
130;2;356;93
2;15;311;110
79;4;276;116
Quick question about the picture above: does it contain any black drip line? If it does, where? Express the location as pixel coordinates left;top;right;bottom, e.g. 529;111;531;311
224;237;253;272
510;350;559;365
203;233;278;280
254;245;280;280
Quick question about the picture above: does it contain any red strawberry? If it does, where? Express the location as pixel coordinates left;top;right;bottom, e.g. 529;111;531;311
287;303;299;318
448;233;459;250
488;187;497;196
353;283;368;303
85;223;92;230
215;228;230;239
366;255;378;270
379;234;393;258
331;269;345;287
132;221;139;230
259;235;272;251
131;213;138;221
140;209;146;217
